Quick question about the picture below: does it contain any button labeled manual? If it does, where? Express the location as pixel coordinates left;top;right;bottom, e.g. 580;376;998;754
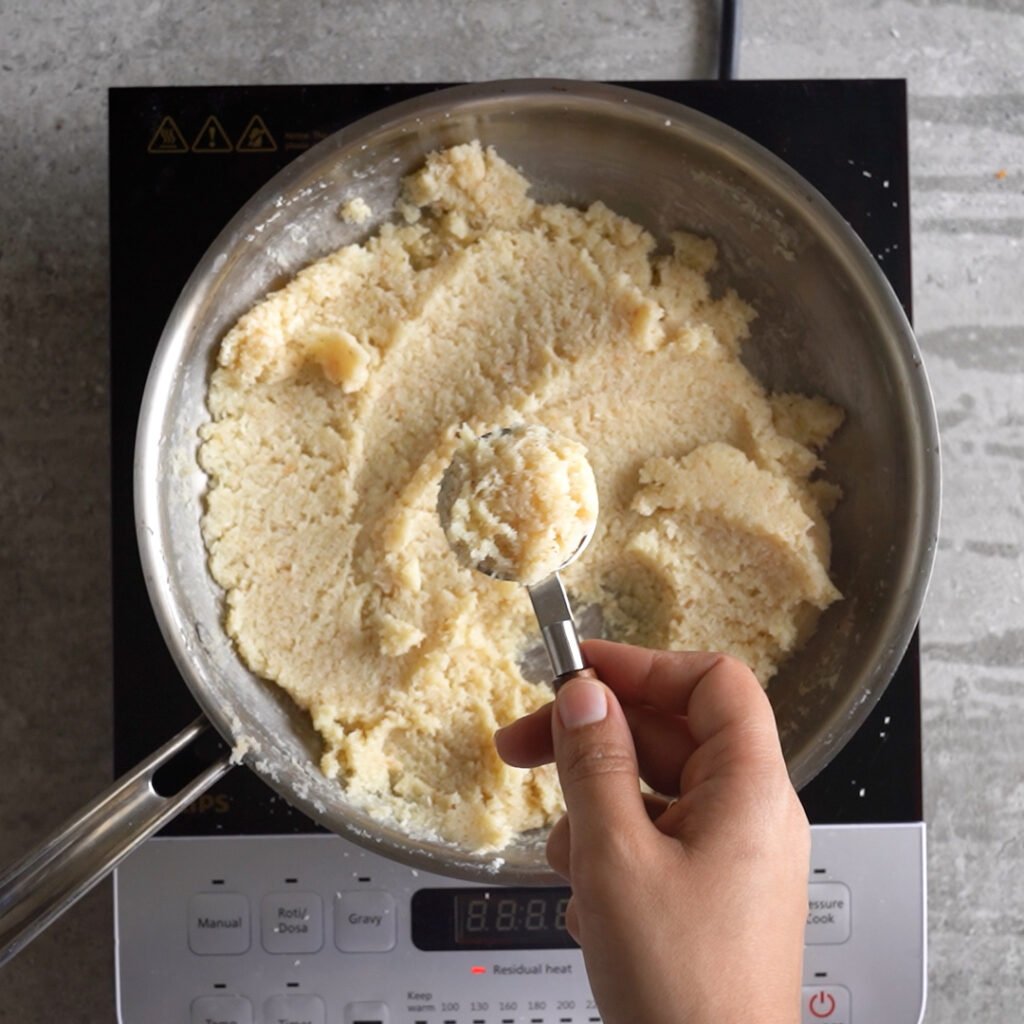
188;892;250;955
334;890;396;952
261;891;324;954
806;882;851;944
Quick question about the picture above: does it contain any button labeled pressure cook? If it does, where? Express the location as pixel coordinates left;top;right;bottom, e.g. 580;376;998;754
805;882;851;944
334;890;397;952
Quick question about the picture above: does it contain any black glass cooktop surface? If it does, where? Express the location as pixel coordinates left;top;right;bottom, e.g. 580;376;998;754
109;80;922;835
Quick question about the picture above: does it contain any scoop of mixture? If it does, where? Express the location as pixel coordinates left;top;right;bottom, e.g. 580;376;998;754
438;425;599;585
199;141;843;850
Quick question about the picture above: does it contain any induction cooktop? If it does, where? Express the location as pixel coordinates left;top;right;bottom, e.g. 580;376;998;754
110;80;926;1024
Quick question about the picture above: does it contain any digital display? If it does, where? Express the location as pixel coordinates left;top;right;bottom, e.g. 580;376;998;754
411;887;578;951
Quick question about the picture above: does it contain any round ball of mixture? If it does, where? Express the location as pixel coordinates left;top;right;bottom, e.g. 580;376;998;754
439;425;599;585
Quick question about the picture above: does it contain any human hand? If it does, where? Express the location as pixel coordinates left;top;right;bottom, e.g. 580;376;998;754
494;640;810;1024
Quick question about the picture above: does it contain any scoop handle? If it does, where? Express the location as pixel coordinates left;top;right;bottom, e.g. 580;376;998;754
528;573;589;683
0;717;231;967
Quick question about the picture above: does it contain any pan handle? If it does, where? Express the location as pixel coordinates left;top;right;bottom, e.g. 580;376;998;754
0;716;232;967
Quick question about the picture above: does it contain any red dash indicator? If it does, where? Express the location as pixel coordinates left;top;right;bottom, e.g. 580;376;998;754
470;965;487;975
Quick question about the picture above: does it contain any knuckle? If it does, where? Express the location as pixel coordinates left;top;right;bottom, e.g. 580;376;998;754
561;739;636;785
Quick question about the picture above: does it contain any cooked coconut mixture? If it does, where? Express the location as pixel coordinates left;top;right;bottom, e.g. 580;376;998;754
199;141;842;849
438;424;599;585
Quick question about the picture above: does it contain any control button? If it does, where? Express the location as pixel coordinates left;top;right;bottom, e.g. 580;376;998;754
188;892;250;955
809;991;836;1018
334;890;397;952
190;994;253;1024
261;891;324;954
806;882;851;944
344;1001;390;1024
265;993;327;1024
801;985;851;1023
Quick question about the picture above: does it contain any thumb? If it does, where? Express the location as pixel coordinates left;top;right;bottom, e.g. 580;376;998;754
552;672;651;852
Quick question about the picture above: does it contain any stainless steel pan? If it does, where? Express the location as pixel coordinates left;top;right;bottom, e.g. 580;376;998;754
0;79;940;966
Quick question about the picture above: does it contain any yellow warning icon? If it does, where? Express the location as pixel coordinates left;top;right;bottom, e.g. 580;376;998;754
236;115;277;153
147;116;189;154
192;115;233;153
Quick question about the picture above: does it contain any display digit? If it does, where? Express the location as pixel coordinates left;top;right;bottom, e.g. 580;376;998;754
495;898;517;931
555;896;569;931
525;897;546;931
465;898;488;932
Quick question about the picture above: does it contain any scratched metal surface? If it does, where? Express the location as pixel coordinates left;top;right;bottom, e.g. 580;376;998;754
0;2;1021;1021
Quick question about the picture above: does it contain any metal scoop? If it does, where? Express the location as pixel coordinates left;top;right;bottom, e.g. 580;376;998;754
437;427;597;686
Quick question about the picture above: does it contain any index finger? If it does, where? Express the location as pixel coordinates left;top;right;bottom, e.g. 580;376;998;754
581;639;777;747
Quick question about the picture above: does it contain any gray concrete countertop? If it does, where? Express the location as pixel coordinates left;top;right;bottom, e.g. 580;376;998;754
1;2;1021;1021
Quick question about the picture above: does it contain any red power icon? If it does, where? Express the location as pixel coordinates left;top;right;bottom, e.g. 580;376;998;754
808;990;836;1019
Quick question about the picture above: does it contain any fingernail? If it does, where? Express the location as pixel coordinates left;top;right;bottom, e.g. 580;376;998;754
557;677;607;729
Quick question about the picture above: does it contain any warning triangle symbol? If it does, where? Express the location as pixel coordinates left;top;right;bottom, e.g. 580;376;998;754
236;114;277;153
192;115;233;153
147;115;189;154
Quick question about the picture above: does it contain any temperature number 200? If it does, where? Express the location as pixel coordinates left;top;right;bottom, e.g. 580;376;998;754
464;895;570;933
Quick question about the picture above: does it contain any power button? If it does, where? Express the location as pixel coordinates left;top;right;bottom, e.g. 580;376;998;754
801;985;851;1023
809;991;836;1018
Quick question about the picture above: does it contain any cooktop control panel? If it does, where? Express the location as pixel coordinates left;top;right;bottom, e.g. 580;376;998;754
114;823;924;1024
